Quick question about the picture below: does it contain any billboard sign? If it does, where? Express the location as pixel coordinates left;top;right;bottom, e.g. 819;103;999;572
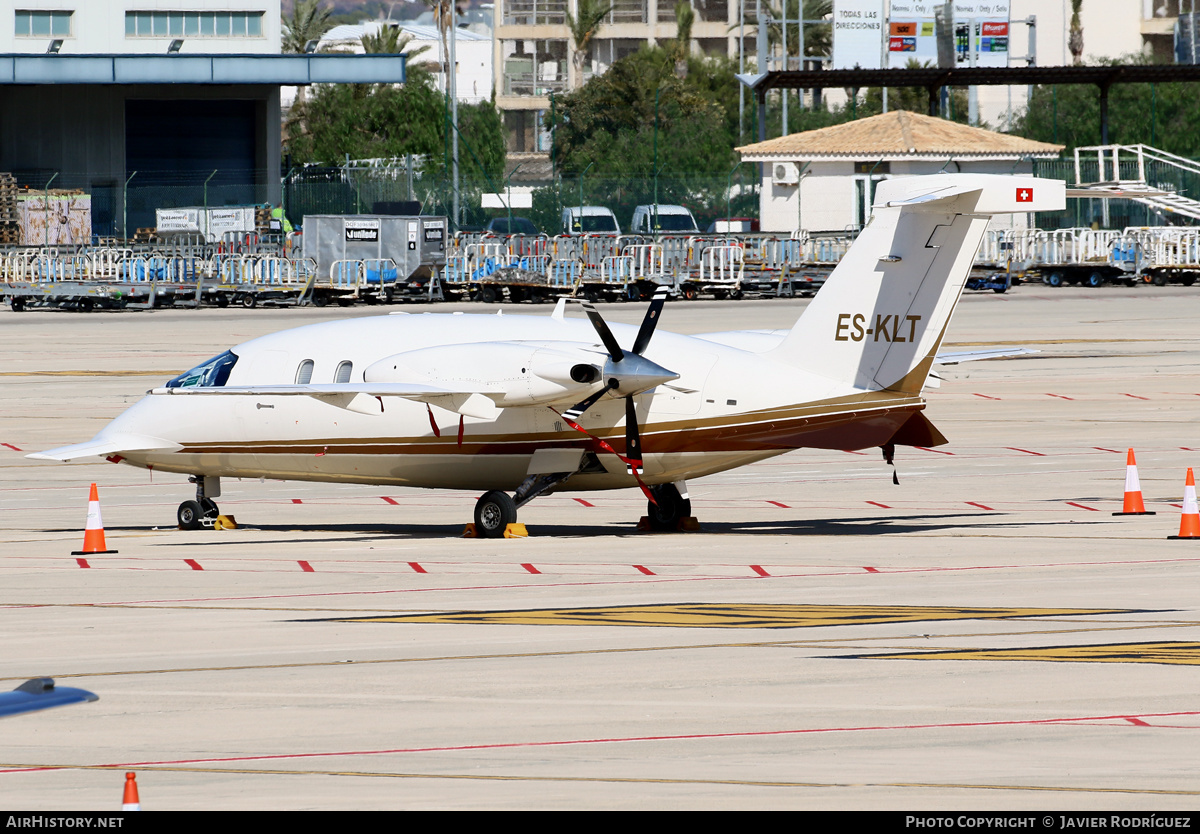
886;1;940;68
832;0;886;70
953;0;1011;67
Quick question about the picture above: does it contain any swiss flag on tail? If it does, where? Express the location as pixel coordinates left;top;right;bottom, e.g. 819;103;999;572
1015;187;1034;202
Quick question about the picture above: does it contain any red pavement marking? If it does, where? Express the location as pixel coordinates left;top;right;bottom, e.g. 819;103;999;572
1005;447;1045;456
34;710;1198;771
184;559;203;571
521;563;541;575
573;498;595;507
1126;718;1150;726
291;499;303;504
298;561;314;573
767;500;790;508
1;443;21;451
750;565;770;577
1094;447;1122;453
634;565;655;575
1170;504;1183;509
380;497;398;505
972;393;1001;400
407;562;427;574
75;558;90;569
842;450;868;455
966;502;995;511
866;501;891;509
1181;448;1200;452
1066;502;1099;511
1047;393;1075;400
1121;393;1149;400
916;446;954;455
863;566;880;573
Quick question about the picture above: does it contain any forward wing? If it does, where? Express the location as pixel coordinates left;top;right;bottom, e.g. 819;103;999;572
27;433;184;462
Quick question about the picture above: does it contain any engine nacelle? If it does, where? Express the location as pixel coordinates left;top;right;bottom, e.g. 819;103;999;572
363;342;606;407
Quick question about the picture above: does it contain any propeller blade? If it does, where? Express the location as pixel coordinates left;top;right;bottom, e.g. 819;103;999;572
580;299;625;363
562;387;609;423
631;286;670;356
625;396;642;475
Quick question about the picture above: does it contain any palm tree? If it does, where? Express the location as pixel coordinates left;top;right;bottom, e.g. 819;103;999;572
282;0;332;54
566;0;613;90
673;1;695;78
283;1;333;125
1068;0;1084;65
360;23;430;60
422;0;458;92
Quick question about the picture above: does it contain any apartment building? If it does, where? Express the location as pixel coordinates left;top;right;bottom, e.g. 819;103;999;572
493;0;740;160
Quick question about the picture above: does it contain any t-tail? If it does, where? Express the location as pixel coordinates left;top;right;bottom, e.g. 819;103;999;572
769;174;1064;393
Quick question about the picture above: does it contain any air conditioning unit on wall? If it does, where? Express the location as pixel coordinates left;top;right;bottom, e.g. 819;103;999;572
773;162;799;185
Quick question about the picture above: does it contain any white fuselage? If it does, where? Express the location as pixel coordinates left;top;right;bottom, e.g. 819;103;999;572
99;311;924;492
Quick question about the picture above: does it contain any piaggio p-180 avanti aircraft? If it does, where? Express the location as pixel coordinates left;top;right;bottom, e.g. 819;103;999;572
32;175;1064;536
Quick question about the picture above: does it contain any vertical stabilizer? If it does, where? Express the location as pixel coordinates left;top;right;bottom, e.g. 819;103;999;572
768;174;1064;393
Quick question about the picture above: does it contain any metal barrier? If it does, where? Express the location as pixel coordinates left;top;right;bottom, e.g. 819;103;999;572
698;245;745;287
622;244;667;279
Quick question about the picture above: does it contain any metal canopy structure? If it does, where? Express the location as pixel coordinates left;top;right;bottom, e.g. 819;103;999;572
0;53;406;86
746;65;1200;144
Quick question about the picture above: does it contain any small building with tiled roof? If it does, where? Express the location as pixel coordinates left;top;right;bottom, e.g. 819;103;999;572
736;110;1064;234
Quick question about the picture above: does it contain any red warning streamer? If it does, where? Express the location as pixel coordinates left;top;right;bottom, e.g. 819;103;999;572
552;407;657;505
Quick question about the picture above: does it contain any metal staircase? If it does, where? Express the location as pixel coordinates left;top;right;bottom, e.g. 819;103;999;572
1072;144;1200;222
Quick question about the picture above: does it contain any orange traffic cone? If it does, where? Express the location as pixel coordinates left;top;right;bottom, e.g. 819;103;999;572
71;483;118;555
1169;468;1200;539
122;772;140;811
1113;448;1155;515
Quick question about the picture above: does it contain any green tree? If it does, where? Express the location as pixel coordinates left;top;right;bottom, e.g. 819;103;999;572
285;70;446;164
545;45;746;228
1014;66;1200;158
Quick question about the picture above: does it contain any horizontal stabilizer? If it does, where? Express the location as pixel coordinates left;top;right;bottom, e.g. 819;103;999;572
28;433;183;462
935;347;1038;365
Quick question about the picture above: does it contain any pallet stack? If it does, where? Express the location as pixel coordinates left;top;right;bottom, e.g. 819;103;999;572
254;205;272;234
0;174;18;245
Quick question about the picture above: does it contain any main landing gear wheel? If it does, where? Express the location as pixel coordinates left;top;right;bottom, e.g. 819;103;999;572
177;497;219;530
474;490;517;538
646;483;691;532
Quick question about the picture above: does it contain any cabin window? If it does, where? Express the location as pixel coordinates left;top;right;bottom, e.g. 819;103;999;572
334;361;353;384
165;350;238;388
295;359;314;385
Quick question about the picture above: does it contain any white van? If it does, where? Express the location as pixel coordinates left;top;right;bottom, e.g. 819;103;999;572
562;206;621;235
630;204;700;235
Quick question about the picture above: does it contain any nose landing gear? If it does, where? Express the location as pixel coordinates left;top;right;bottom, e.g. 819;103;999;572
178;476;221;530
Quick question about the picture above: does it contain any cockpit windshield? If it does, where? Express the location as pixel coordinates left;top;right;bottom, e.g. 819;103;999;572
165;350;238;388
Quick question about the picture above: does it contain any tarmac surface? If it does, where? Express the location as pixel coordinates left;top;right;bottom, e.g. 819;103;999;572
4;287;1200;810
